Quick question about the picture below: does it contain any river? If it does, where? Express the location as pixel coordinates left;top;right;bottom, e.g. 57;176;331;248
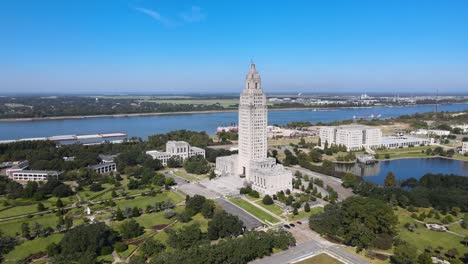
0;104;467;141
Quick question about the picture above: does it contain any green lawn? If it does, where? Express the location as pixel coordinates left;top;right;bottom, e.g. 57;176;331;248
170;169;202;182
229;198;279;224
0;196;75;219
295;253;343;264
255;200;284;216
289;206;324;221
396;208;466;254
3;234;64;263
115;191;183;209
118;244;137;259
133;206;184;229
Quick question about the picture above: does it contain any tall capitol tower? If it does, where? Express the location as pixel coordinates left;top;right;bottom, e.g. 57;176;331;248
215;63;292;195
238;63;268;179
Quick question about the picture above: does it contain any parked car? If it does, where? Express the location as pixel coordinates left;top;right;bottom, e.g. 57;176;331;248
283;224;291;229
289;223;295;228
296;221;302;225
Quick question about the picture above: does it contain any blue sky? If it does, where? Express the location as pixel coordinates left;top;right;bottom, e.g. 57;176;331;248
1;0;467;94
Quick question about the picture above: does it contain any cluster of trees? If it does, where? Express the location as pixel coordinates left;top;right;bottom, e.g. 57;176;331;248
0;231;16;262
151;229;296;264
48;223;119;263
391;239;465;264
422;147;455;158
355;173;468;211
217;131;238;143
205;148;237;163
0;96;226;119
1;178;73;200
309;196;398;251
184;155;210;174
239;185;260;198
114;198;175;221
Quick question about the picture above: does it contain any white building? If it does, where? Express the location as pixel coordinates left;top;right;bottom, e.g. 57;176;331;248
89;162;117;174
451;124;468;133
8;170;60;182
146;141;205;166
380;136;431;149
320;125;382;151
462;142;468;154
215;63;292;195
412;129;450;136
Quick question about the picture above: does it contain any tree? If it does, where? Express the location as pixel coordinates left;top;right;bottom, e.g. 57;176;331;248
392;242;418;264
207;210;244;240
184;155;210;174
293;207;298;215
54;223;118;263
186;195;207;216
417;253;432;264
140;239;166;258
304;202;310;212
37;202;45;212
177;211;192;223
201;199;215;219
115;207;124;221
445;248;459;259
309;196;397;251
65;217;73;230
21;223;30;239
167;223;205;249
262;195;274;205
384;172;397;188
56;198;64;208
167;156;183;168
114;242;128;253
0;231;16;260
119;219;144;239
342;173;357;188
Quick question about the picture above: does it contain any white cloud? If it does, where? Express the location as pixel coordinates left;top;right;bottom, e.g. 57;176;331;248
133;7;173;26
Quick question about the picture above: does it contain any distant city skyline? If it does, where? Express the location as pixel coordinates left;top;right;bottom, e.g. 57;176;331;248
1;0;467;94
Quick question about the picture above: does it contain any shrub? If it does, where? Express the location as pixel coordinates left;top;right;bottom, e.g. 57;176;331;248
114;242;128;253
164;209;176;219
262;195;274;205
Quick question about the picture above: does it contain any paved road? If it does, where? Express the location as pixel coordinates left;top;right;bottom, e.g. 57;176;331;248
215;198;263;230
251;238;370;264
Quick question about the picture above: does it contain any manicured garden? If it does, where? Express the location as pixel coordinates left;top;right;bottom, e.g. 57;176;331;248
3;234;64;264
295;253;343;264
229;197;280;224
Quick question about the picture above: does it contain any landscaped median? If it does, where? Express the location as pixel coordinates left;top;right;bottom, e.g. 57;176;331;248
228;197;280;224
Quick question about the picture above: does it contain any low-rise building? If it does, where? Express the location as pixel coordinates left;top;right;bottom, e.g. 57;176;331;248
451;124;468;133
319;125;382;151
89;162;116;174
380;136;431;149
98;154;118;163
146;141;205;166
6;167;60;182
412;129;450;136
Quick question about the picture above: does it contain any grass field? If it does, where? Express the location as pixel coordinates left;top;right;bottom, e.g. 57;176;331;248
255;200;284;216
396;208;466;254
132;206;184;229
0;196;74;219
117;244;137;259
3;234;64;263
229;198;280;224
289;206;324;221
114;191;183;209
295;253;343;264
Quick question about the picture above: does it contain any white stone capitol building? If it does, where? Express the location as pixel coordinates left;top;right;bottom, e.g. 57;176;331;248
215;63;292;195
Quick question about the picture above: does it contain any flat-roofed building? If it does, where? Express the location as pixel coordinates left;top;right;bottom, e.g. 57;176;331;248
380;136;431;149
9;170;60;182
146;141;205;166
319;125;382;151
89;162;116;174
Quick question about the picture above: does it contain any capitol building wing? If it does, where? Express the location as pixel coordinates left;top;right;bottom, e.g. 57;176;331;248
215;63;292;195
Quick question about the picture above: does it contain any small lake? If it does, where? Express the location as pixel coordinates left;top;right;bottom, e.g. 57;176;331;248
334;158;468;185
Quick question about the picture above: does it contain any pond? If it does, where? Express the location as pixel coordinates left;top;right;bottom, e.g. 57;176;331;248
334;157;468;185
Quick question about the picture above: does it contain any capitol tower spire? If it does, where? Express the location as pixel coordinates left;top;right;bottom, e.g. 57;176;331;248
215;62;292;195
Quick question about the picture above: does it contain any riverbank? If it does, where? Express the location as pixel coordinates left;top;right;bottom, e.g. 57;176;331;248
0;103;463;122
377;155;468;162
